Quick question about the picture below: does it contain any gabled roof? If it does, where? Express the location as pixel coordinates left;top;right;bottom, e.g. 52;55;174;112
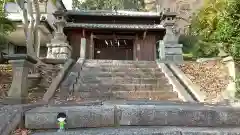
66;23;164;30
65;10;162;18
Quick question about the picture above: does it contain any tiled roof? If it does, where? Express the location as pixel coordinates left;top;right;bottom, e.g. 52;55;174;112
65;10;161;17
66;23;164;30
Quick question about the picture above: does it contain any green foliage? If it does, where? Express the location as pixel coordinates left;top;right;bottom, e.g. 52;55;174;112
179;34;197;54
73;0;145;11
0;0;15;50
186;0;226;58
188;0;240;58
191;40;219;58
51;0;57;5
212;0;240;58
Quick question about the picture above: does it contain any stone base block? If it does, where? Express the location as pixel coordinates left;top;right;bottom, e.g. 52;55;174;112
25;103;240;129
31;127;240;135
165;55;183;63
117;104;240;127
25;105;115;129
3;97;28;104
0;106;22;135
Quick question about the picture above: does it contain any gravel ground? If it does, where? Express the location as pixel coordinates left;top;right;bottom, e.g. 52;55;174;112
0;64;12;101
178;60;229;103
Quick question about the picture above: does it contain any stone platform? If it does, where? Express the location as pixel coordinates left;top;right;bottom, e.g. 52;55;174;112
0;105;22;135
32;126;240;135
25;101;240;129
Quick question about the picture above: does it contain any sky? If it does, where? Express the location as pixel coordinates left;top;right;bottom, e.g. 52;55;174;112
62;0;73;10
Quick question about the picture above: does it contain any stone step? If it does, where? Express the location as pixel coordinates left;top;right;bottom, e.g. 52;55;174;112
75;91;177;101
31;127;240;135
84;63;158;68
112;91;178;100
25;103;240;129
81;77;169;84
81;71;165;78
76;83;173;92
84;60;157;65
82;67;162;72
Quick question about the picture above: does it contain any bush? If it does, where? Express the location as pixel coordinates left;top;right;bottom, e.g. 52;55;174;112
179;35;196;54
179;34;219;58
191;41;219;58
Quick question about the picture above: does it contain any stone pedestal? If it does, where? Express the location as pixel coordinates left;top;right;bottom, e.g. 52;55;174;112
6;55;37;104
46;12;72;59
46;39;72;59
162;13;183;63
165;44;183;62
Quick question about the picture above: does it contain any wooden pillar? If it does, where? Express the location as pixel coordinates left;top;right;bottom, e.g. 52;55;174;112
153;37;157;60
136;35;141;61
159;40;165;60
133;36;137;60
89;32;94;59
80;38;86;59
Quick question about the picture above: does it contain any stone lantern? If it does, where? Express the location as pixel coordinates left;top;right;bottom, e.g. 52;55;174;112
46;10;72;59
161;9;183;63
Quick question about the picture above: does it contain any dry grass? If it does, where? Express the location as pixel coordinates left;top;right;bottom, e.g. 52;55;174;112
179;60;229;103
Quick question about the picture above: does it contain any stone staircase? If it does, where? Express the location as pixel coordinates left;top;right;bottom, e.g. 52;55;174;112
73;60;179;101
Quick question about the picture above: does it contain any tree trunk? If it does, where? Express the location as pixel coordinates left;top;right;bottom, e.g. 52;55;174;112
15;0;29;42
26;0;36;57
33;0;40;57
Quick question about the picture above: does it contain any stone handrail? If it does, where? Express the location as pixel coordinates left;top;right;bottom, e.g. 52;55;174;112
166;63;206;102
59;58;85;100
42;58;74;103
157;62;196;102
3;54;37;64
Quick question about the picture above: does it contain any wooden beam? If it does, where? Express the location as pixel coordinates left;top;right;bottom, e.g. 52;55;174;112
82;29;86;37
93;35;136;39
90;32;94;59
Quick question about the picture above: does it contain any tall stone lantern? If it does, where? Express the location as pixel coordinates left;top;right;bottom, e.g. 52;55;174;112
161;8;183;63
46;10;72;59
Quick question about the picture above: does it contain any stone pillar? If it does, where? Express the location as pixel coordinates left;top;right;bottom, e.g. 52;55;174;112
5;54;37;104
80;38;86;59
47;11;72;59
37;30;41;57
136;43;140;61
158;40;165;60
162;12;183;63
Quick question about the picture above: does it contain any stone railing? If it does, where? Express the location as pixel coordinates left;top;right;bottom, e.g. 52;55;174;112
157;62;196;102
42;59;74;103
59;58;85;100
166;63;206;102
